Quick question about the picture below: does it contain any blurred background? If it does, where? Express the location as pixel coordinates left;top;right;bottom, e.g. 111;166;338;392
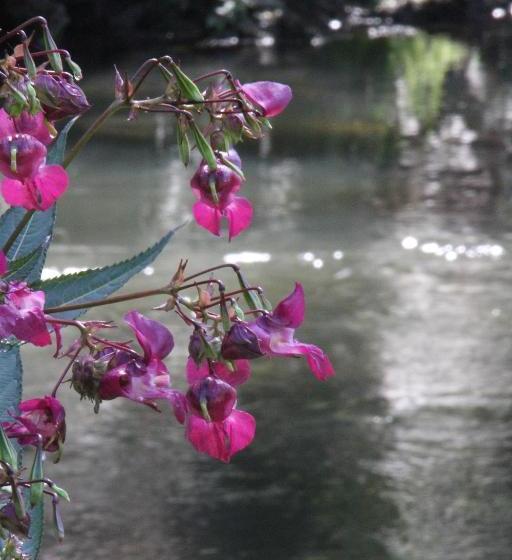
4;1;512;559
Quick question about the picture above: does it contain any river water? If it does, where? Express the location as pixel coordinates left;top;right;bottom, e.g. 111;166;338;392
15;30;512;559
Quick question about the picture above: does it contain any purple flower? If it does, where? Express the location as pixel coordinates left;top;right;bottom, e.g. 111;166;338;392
244;283;335;381
34;74;90;121
221;322;264;360
239;81;292;118
98;311;185;421
0;282;52;347
190;159;252;240
0;133;68;210
0;251;7;277
0;109;54;146
2;396;66;453
184;370;255;462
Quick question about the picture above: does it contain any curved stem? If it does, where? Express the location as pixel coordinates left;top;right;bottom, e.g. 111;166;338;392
63;99;125;168
51;347;81;397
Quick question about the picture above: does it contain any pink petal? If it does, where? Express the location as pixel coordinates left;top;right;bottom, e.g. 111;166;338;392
124;310;174;361
193;201;221;236
167;390;187;424
32;165;68;210
241;81;292;117
0;109;15;137
273;283;305;328
211;360;251;387
1;178;33;209
270;340;335;381
185;409;255;462
15;111;54;145
224;196;253;240
186;357;209;384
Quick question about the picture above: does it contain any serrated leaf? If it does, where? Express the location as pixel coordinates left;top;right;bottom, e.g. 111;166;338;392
3;241;50;283
38;227;177;320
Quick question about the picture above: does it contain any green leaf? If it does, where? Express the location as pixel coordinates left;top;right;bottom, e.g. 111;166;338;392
47;115;80;165
37;227;178;320
170;62;204;103
0;348;22;421
190;122;217;170
3;242;50;284
0;207;55;262
22;502;44;559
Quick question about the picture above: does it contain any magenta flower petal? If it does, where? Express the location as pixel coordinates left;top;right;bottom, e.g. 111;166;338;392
124;310;174;362
186;357;209;384
14;111;53;146
185;409;256;462
0;109;53;145
0;109;14;137
2;165;68;211
3;396;66;452
0;134;46;180
193;200;221;236
272;282;305;328
241;81;292;117
225;196;253;240
167;390;187;424
31;165;68;210
186;357;251;387
276;341;334;381
210;360;251;387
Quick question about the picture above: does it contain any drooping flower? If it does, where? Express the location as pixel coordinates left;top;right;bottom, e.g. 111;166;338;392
0;133;68;210
185;372;255;462
2;396;66;454
231;283;335;381
0;282;52;346
190;157;252;240
34;74;90;121
96;311;185;421
0;109;54;146
239;81;292;118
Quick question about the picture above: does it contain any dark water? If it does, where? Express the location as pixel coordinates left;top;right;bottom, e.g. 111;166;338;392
14;30;512;559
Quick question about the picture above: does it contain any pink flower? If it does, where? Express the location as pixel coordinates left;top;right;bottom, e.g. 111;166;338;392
0;282;52;346
185;371;255;463
186;357;251;387
0;133;68;210
190;158;252;240
97;311;185;421
239;81;292;117
234;283;335;381
0;109;54;146
2;396;66;453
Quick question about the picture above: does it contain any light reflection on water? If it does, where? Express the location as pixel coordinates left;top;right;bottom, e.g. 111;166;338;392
14;30;512;559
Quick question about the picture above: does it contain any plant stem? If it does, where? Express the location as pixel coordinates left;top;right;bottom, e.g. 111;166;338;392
2;210;35;255
63;99;125;168
44;287;169;315
51;347;81;397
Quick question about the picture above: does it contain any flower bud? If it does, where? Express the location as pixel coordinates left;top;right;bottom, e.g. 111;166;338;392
0;134;46;179
188;330;205;365
221;322;263;360
186;376;236;422
34;74;90;121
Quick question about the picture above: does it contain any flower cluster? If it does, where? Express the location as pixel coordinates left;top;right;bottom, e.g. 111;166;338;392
0;17;330;557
